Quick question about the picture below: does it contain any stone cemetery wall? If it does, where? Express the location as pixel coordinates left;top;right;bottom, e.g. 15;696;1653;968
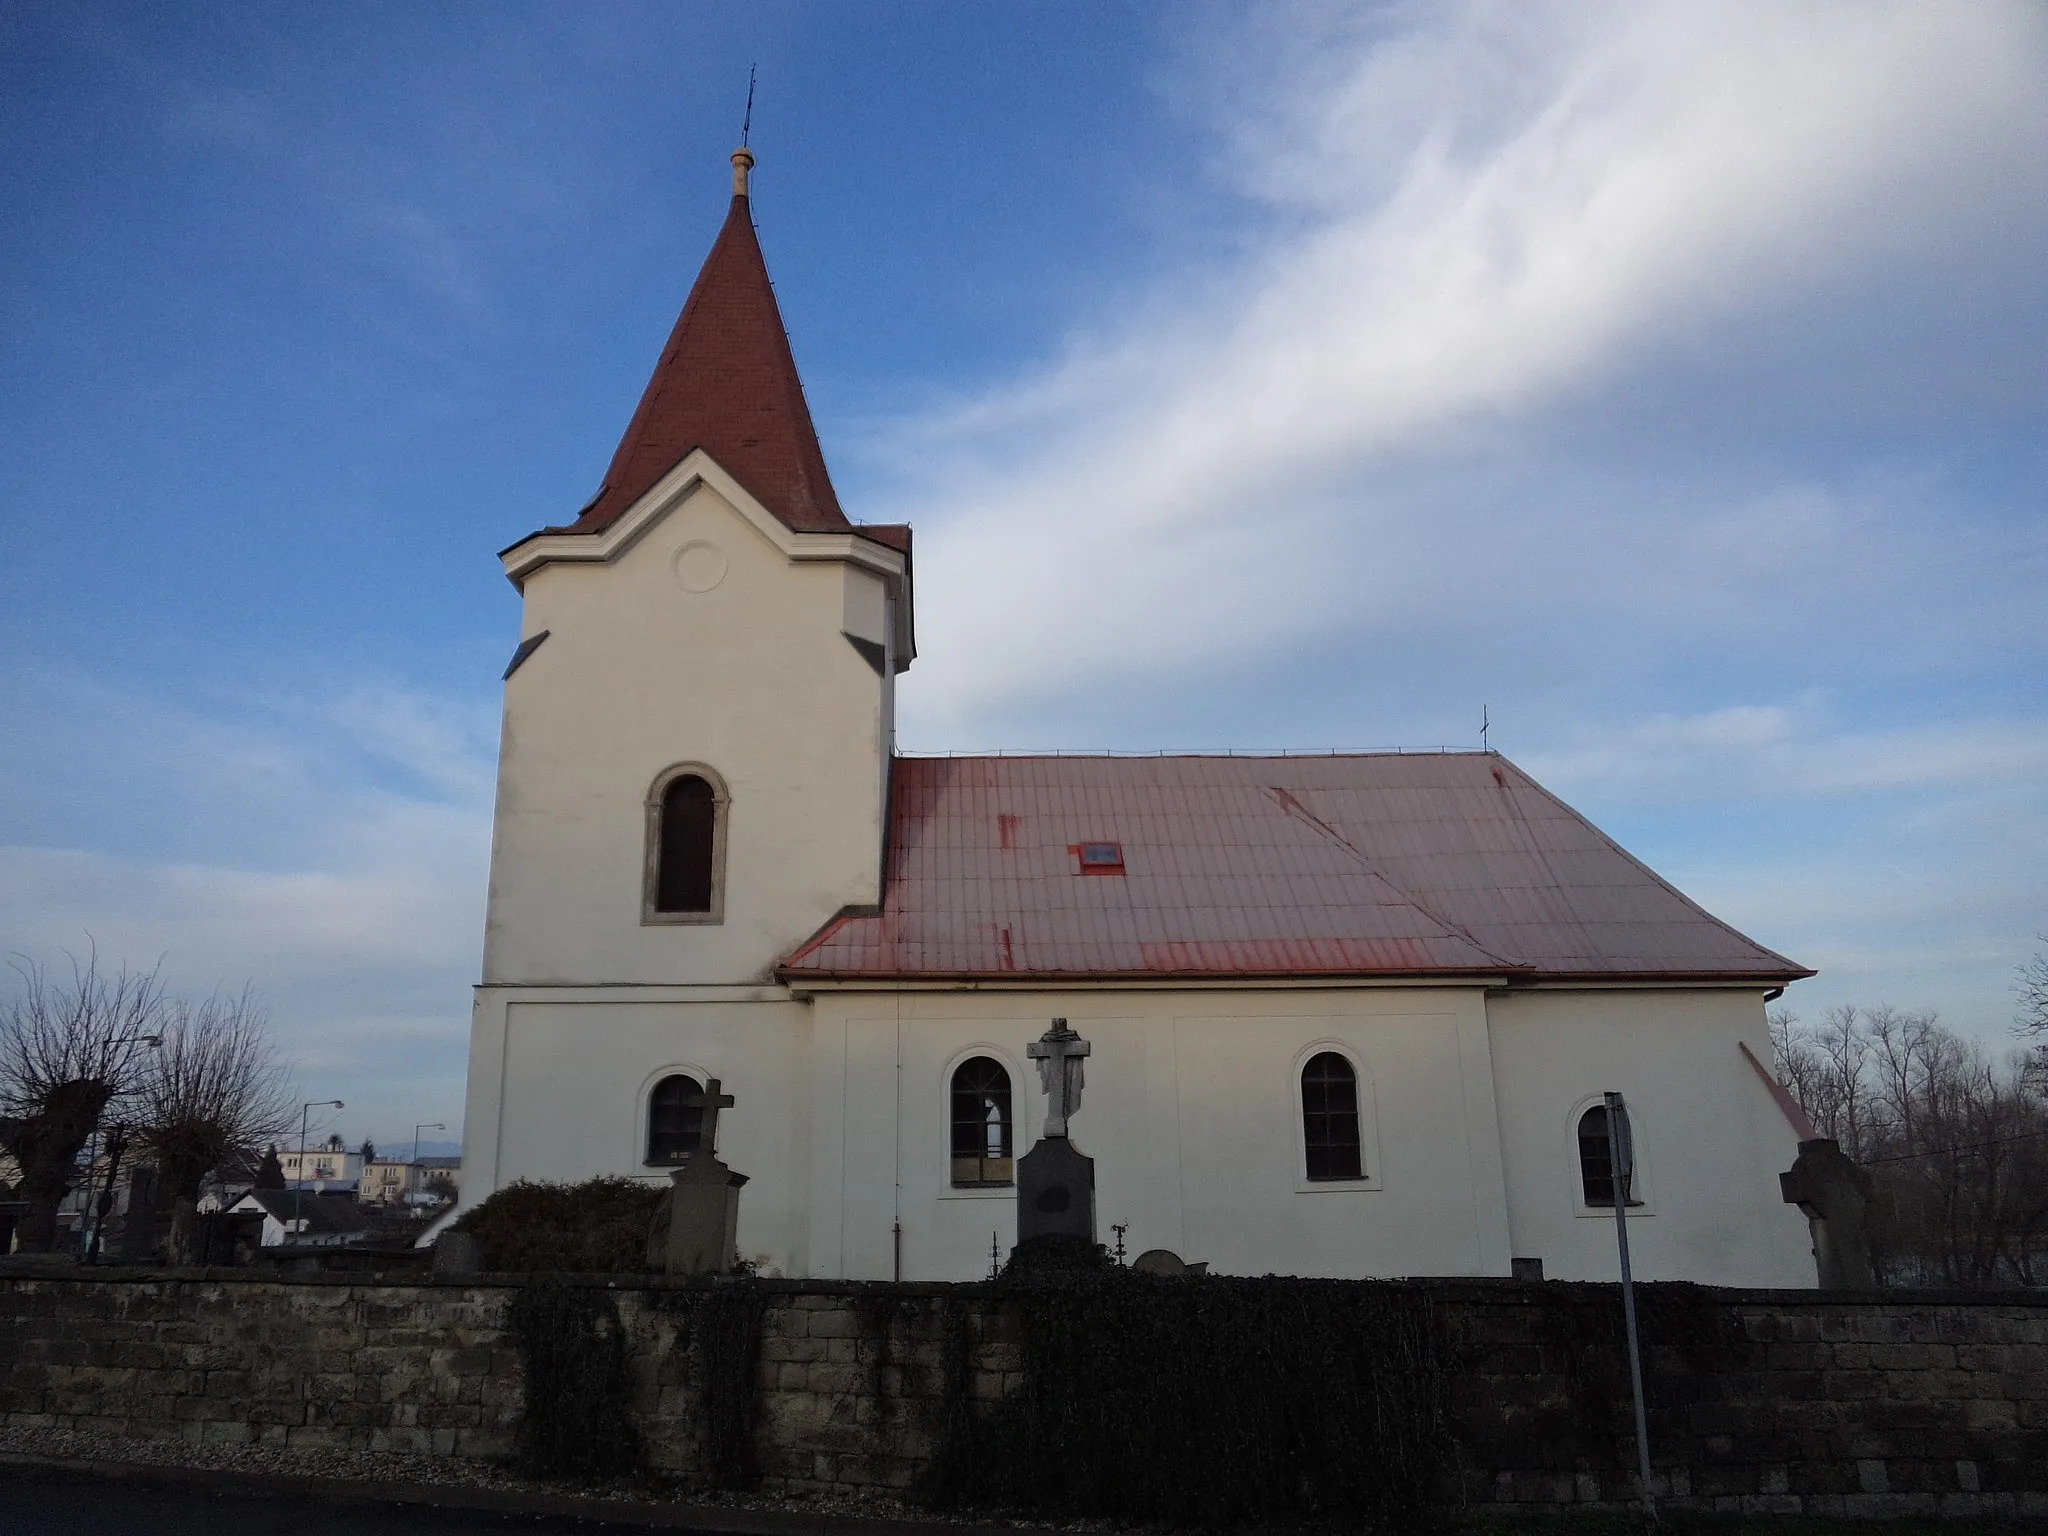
1;1269;2044;1518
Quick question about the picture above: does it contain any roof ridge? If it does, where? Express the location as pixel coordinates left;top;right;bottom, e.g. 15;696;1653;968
1487;755;1814;978
1267;786;1529;971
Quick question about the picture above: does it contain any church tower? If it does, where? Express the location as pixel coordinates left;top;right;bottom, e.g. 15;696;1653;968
459;149;914;1250
481;148;913;990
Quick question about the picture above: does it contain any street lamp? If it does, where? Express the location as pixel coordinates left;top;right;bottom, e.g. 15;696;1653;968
411;1123;446;1208
294;1100;344;1242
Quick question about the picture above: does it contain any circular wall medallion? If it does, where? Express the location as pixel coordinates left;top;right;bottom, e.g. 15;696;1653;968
671;540;728;593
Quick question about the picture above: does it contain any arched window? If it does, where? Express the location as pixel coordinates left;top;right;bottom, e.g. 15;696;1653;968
645;766;726;922
1301;1052;1363;1181
1577;1102;1644;1208
647;1074;705;1165
950;1057;1013;1187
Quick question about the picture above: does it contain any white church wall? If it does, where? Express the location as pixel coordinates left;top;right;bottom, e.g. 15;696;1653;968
483;476;890;988
805;987;1517;1282
458;981;1522;1281
1486;988;1816;1288
456;981;1815;1286
460;986;814;1272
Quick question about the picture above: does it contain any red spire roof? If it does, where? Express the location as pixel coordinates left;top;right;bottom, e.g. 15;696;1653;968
562;151;848;535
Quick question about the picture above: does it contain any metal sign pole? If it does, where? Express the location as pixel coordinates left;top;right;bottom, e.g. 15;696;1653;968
1606;1091;1657;1520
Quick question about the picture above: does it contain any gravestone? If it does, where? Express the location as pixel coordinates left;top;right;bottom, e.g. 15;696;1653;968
1131;1248;1208;1276
1017;1137;1096;1246
117;1164;160;1263
646;1078;749;1275
1016;1020;1097;1249
1780;1137;1876;1289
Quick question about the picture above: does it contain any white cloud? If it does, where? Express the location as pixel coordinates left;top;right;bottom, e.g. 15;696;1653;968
878;0;2048;733
1521;706;2048;803
0;672;491;1137
865;0;2048;1046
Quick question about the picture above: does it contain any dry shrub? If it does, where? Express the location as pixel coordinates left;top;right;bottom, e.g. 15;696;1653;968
454;1176;661;1273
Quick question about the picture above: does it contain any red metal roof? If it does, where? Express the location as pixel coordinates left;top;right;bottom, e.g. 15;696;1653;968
779;753;1810;984
553;188;849;539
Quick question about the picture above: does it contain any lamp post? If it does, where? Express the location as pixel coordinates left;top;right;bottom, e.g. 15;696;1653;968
83;1124;129;1265
295;1100;344;1243
1604;1091;1655;1519
412;1123;445;1208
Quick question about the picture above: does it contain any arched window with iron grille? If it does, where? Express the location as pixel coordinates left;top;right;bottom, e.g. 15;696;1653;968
646;1074;705;1165
950;1057;1013;1187
644;765;727;923
1301;1051;1364;1181
1577;1103;1644;1208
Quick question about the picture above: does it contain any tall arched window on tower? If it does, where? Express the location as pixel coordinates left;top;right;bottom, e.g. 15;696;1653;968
1301;1052;1364;1181
1577;1103;1645;1208
645;765;727;923
647;1074;705;1165
950;1057;1013;1187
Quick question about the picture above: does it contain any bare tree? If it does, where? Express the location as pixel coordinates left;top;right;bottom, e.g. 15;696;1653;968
1771;1005;1873;1149
2018;936;2048;1038
133;987;295;1265
0;949;167;1252
1776;1002;2048;1287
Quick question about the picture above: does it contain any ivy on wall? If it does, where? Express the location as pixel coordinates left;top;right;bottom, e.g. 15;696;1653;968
680;1284;770;1488
924;1274;1453;1529
506;1280;642;1481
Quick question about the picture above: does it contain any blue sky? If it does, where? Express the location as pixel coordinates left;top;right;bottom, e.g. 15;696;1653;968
4;2;2044;1148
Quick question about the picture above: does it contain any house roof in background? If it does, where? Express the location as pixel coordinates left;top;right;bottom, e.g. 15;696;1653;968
233;1189;371;1234
780;752;1810;985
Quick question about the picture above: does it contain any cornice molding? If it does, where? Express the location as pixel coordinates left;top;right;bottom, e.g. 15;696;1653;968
500;450;907;591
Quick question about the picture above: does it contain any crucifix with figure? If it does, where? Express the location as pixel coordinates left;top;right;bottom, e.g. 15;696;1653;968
1026;1020;1090;1139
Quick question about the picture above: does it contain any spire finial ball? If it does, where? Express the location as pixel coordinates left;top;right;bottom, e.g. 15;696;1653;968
731;146;755;198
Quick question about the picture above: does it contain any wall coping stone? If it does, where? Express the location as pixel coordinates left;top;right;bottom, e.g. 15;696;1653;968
4;1262;2047;1308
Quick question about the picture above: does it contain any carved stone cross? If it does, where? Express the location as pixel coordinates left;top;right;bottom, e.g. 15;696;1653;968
686;1078;735;1155
1026;1019;1091;1139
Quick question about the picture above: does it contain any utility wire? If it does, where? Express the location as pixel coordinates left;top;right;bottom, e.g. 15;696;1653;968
1856;1128;2048;1166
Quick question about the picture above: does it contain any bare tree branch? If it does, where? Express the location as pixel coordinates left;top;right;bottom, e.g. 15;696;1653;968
2017;935;2048;1038
0;945;169;1252
132;986;296;1266
1775;1000;2048;1288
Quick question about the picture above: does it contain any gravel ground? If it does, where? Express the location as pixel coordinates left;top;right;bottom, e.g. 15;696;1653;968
0;1424;1114;1531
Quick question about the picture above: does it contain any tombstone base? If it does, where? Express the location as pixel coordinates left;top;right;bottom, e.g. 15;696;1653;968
1017;1136;1095;1246
647;1156;749;1275
1005;1233;1114;1275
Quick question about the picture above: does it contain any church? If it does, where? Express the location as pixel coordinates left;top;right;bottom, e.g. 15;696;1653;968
455;148;1820;1288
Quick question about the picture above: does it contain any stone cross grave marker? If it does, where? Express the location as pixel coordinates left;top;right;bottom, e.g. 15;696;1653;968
689;1078;736;1150
1025;1019;1090;1139
647;1077;747;1275
1017;1019;1096;1250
